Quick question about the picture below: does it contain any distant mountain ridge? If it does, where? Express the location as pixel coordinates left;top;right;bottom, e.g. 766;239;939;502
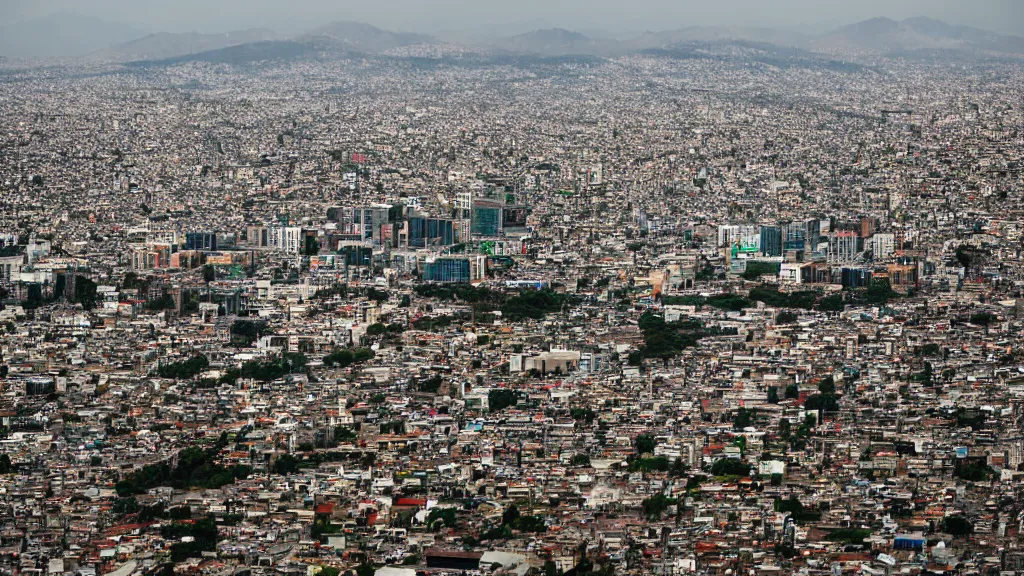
811;16;1024;55
3;13;1021;63
0;13;146;59
298;21;436;53
128;41;321;67
484;17;1024;59
493;28;620;56
92;29;281;61
630;26;809;50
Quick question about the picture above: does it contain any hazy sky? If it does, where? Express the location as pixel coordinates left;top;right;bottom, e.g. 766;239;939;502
3;0;1023;36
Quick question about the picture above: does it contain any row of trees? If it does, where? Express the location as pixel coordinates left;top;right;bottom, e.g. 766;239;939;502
323;347;374;368
115;435;251;496
220;352;308;383
156;355;209;379
663;281;900;313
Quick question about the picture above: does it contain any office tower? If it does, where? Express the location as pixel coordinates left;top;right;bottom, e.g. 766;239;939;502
472;200;503;237
422;256;485;283
829;231;859;263
784;222;806;251
870;233;895;261
268;226;302;254
760;225;783;257
353;205;390;244
185;232;217;252
859;216;876;238
408;217;456;248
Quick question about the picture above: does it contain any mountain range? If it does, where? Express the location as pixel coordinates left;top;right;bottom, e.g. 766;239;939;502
0;13;146;59
2;13;1023;64
88;29;282;62
299;21;436;53
492;28;616;57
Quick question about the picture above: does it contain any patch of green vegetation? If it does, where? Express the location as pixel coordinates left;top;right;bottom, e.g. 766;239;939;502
711;458;751;477
115;434;250;496
322;347;374;368
162;517;218;562
157;355;209;379
221;352;308;383
488;389;523;412
412;314;456;331
501;289;570;321
230;319;271;346
825;528;871;544
742;261;780;280
749;285;818;310
641;494;678;520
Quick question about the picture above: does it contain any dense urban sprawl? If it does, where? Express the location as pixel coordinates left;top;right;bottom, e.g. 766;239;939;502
1;26;1024;576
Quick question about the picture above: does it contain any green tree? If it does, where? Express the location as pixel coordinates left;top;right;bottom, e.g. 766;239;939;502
733;408;753;430
776;310;798;324
543;559;562;576
157;355;210;379
72;275;99;310
804;394;839;412
775;496;805;520
817;294;845;312
323;347;375;368
971;311;995;326
711;458;751;477
634;433;657;456
230;319;270;346
941;515;973;537
488;389;521;412
742;261;780;280
427;508;457;530
272;453;300;475
956;462;991;482
641;494;677;521
500;289;567;321
864;278;897;306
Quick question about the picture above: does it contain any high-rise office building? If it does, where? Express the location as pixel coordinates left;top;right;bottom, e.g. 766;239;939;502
828;231;860;263
423;257;471;283
718;224;758;248
784;221;806;252
267;226;302;254
859;216;876;238
339;244;373;267
353;205;390;244
841;267;873;288
760;225;783;257
185;232;217;251
407;217;455;248
870;233;895;261
422;256;484;283
471;200;503;237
